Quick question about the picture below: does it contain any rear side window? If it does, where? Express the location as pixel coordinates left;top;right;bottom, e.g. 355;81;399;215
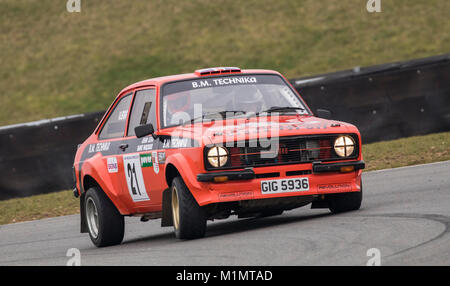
99;93;132;140
127;89;157;137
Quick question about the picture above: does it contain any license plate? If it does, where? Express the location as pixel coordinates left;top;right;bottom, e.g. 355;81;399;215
261;177;309;195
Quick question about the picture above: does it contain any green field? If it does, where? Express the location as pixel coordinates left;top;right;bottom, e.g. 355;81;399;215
1;131;449;225
1;0;449;125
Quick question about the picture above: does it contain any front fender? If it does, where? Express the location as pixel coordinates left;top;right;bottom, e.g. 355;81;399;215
165;152;212;206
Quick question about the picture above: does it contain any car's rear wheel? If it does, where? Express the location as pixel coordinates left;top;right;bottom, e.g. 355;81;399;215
328;185;363;214
171;176;207;239
85;187;124;247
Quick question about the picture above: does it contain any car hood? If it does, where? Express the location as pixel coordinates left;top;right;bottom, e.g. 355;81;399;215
164;115;359;146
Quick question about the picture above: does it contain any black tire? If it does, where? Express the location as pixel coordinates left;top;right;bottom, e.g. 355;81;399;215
171;176;207;239
328;186;363;214
84;187;124;247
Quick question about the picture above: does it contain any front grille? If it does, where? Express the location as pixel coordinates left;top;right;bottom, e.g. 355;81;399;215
255;172;280;179
205;134;359;170
286;170;312;176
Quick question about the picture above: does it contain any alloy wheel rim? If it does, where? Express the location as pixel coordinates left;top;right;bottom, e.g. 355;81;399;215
86;197;99;238
171;187;180;230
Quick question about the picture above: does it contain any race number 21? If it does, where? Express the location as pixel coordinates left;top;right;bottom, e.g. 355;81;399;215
123;154;150;202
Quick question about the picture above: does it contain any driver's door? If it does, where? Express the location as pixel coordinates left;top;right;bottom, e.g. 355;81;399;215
121;88;163;208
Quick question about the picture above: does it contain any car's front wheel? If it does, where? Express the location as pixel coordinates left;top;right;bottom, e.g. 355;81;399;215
171;176;207;239
84;187;124;247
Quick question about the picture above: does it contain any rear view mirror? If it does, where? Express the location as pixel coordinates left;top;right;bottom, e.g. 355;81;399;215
135;123;155;138
316;109;332;119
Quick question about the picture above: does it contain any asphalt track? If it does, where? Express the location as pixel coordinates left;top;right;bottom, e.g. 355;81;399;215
0;161;449;266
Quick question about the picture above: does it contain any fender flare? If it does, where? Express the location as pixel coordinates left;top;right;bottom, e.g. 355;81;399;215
80;155;130;215
164;153;204;195
162;154;211;224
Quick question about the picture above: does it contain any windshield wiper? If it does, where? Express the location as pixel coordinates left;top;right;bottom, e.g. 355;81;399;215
262;106;305;113
183;110;246;126
246;106;305;119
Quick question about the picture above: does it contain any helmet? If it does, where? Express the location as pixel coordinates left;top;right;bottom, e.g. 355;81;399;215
234;86;263;112
166;91;191;113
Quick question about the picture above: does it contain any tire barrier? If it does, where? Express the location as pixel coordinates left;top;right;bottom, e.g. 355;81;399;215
290;54;450;143
0;112;104;200
0;54;449;199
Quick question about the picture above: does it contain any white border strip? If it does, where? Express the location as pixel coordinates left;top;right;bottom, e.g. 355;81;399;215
365;160;450;174
3;161;450;226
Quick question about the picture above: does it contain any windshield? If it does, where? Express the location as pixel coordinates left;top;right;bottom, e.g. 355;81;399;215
160;74;310;128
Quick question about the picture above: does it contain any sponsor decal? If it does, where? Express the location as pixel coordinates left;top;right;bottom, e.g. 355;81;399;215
137;134;155;151
162;139;171;149
162;138;190;149
218;191;254;202
118;110;128;121
152;151;160;174
209;121;332;137
318;183;352;193
171;138;189;148
137;144;153;152
158;152;166;164
191;76;257;89
140;153;153;168
141;137;154;144
88;142;111;153
123;154;150;202
106;157;118;173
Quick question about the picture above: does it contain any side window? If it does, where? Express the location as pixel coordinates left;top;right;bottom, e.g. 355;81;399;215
98;93;132;140
127;89;157;137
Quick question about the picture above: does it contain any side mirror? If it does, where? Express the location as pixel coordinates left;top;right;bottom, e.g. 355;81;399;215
316;109;332;119
135;123;155;139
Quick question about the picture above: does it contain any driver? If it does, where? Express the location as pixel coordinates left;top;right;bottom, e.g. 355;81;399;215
234;85;263;113
166;91;192;125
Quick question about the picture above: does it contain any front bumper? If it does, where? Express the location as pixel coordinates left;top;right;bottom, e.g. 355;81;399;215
197;160;365;182
192;160;365;206
197;168;256;182
312;160;365;173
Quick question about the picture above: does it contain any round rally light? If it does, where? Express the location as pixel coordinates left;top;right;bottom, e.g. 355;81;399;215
334;136;355;157
207;146;229;167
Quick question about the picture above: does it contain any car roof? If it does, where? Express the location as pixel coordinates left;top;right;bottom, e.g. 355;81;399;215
117;69;282;96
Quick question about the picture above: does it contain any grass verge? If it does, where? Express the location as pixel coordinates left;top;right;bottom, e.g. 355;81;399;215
1;0;449;125
0;190;78;225
0;131;449;225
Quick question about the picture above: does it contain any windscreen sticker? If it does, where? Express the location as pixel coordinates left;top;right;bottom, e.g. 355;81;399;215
163;74;285;95
192;76;257;89
123;154;150;202
118;110;128;121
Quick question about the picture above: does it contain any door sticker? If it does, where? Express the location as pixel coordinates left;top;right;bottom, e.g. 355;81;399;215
158;152;166;164
123;154;150;202
140;153;153;168
152;151;159;174
107;157;118;173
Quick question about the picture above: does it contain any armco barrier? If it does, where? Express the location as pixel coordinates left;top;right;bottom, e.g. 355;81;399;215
0;112;104;200
290;54;450;143
0;54;449;199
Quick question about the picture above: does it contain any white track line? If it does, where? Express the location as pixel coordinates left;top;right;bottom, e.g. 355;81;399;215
365;159;450;174
3;160;450;226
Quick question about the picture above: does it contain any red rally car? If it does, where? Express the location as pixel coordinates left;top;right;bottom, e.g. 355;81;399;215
73;67;365;247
